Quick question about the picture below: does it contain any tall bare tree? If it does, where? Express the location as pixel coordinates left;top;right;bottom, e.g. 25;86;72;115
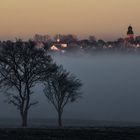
0;40;57;127
44;66;82;127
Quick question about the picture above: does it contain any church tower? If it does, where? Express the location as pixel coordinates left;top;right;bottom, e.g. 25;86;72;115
127;25;134;39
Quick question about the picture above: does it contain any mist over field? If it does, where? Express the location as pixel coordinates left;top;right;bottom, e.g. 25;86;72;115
1;53;140;124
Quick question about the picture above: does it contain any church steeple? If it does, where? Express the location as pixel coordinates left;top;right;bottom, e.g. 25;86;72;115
127;25;134;39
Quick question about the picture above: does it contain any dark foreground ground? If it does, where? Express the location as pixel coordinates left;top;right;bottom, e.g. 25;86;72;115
0;127;140;140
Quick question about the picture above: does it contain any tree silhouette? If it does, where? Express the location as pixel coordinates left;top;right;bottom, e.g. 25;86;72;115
0;40;57;127
44;66;82;127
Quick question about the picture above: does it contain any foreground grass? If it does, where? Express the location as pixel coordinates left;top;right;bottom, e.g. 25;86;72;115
0;127;140;140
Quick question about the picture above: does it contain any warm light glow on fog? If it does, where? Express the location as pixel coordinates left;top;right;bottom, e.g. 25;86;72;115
61;44;67;48
51;45;60;51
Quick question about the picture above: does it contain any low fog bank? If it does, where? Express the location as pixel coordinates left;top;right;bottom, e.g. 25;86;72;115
52;53;140;122
1;53;140;123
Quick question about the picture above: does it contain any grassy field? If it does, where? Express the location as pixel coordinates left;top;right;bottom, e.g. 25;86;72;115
0;127;140;140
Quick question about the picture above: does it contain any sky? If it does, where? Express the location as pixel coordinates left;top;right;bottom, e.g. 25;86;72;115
0;0;140;41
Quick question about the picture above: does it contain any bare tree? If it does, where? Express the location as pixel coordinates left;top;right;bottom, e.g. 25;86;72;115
44;66;82;127
54;34;78;43
34;34;51;42
0;40;57;127
88;36;96;43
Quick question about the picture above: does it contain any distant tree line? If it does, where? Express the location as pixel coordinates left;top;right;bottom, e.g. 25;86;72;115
0;40;82;127
32;34;140;53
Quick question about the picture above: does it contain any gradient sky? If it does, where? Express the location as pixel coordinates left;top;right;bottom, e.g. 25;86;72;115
0;0;140;41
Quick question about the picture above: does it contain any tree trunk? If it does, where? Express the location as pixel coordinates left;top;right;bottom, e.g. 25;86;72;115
21;81;30;127
58;111;62;127
21;111;28;127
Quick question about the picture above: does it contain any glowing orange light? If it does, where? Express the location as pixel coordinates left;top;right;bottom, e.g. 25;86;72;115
57;39;60;42
51;45;59;51
61;44;67;48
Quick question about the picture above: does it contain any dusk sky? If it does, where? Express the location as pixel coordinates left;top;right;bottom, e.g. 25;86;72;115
0;0;140;41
